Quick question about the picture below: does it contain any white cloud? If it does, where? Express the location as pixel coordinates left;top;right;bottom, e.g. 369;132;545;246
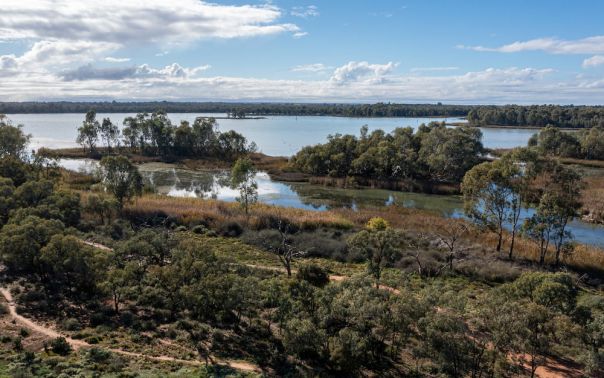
291;5;319;18
330;61;398;85
583;55;604;68
1;60;601;104
293;32;308;38
291;63;331;73
61;62;211;81
411;66;459;72
0;0;302;44
104;57;131;63
460;35;604;54
0;40;119;75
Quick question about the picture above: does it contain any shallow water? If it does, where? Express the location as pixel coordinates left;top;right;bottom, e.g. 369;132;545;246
10;113;538;156
59;159;604;248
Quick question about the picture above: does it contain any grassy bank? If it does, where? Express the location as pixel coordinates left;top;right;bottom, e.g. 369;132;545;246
122;193;604;277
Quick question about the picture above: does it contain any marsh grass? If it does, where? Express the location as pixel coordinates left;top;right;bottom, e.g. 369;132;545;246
125;196;604;275
125;195;354;231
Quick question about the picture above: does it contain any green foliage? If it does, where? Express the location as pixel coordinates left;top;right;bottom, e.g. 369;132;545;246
348;224;404;287
503;272;577;314
76;110;100;153
296;264;330;288
0;215;64;273
121;112;255;159
40;234;106;299
468;104;604;128
99;155;143;210
231;157;258;214
0;115;30;160
462;157;524;254
292;122;483;183
529;125;604;160
50;337;72;356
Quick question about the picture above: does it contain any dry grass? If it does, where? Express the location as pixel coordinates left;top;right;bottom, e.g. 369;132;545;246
582;175;604;224
124;196;604;275
125;194;354;230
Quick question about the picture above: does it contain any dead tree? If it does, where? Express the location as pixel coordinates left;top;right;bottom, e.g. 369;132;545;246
265;219;306;277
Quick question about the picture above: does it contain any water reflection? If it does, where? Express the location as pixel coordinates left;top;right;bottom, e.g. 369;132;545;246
57;159;604;248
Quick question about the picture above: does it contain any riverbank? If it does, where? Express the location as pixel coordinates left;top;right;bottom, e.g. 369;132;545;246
449;122;582;131
40;147;461;193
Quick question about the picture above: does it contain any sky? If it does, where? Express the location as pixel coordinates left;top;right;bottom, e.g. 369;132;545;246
1;0;604;104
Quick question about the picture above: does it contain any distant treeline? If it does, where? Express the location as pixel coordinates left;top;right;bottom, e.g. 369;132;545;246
4;102;604;127
0;101;471;117
467;105;604;128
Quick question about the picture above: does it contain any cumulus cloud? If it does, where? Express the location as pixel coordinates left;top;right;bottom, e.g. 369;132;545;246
329;61;398;85
291;63;332;73
583;55;604;68
0;40;119;75
0;0;302;44
459;35;604;54
2;63;600;104
291;5;319;18
61;63;211;81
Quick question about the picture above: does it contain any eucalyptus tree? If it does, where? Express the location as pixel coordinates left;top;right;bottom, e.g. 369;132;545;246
77;110;100;154
462;158;522;254
0;114;30;160
347;217;404;288
99;155;143;211
231;157;258;215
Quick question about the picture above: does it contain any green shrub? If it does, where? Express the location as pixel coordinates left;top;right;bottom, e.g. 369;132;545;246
50;337;72;356
61;318;81;331
87;347;112;363
297;264;330;288
19;328;29;338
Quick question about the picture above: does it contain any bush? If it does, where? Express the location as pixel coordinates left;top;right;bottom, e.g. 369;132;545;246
88;347;112;363
297;264;330;288
218;221;244;237
19;328;29;338
61;318;81;331
0;303;7;315
50;337;72;355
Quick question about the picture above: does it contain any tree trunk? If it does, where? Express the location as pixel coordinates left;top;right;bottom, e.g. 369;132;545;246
508;228;516;260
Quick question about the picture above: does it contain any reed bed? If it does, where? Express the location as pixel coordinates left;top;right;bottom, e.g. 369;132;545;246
125;194;354;230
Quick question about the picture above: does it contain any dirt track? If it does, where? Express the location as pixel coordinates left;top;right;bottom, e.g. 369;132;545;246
0;287;260;373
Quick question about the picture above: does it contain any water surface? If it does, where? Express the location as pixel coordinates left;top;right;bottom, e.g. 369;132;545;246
60;159;604;248
10;113;537;156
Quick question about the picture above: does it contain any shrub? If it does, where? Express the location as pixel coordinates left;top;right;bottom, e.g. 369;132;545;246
19;328;29;338
218;221;244;237
61;318;82;331
88;347;111;363
50;337;72;355
297;264;330;288
0;303;7;315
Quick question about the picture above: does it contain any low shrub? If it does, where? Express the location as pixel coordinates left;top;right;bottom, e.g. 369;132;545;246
61;318;82;331
297;264;330;287
50;337;72;356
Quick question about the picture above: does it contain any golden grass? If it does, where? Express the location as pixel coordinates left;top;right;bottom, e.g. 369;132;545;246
125;194;354;230
582;175;604;224
124;195;604;274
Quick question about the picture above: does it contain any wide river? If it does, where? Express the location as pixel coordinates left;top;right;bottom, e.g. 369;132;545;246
7;113;538;156
7;113;603;247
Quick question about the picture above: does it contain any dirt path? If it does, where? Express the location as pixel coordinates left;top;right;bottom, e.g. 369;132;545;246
82;240;113;252
0;287;260;373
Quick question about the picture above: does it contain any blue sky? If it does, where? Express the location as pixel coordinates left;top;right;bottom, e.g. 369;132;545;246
1;0;604;103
